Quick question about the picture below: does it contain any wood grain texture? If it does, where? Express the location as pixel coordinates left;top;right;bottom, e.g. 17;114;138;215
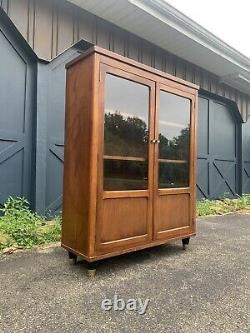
155;194;190;233
1;0;249;119
62;53;95;257
100;197;148;243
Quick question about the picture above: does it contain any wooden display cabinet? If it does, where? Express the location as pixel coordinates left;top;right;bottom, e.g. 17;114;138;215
62;46;198;270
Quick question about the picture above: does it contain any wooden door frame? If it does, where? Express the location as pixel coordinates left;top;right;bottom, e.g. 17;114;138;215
95;61;156;252
153;82;197;239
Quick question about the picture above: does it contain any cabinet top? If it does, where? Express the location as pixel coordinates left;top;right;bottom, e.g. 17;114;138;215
66;45;199;91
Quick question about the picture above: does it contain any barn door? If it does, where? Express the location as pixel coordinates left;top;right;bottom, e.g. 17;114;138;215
154;83;196;240
197;96;240;199
0;28;33;207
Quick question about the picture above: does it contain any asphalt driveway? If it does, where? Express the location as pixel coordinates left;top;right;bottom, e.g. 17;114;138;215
0;214;249;333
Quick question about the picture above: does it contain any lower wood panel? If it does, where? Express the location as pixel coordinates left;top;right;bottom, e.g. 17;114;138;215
97;197;150;250
155;193;191;239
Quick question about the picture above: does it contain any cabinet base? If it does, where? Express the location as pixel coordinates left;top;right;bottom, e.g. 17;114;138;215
62;233;195;264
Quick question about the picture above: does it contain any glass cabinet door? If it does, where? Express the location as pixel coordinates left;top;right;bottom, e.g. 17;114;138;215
154;86;194;241
96;67;155;251
103;74;150;191
158;90;191;189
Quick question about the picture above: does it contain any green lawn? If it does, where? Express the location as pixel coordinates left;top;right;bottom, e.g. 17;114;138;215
197;195;250;217
0;195;250;252
0;197;61;251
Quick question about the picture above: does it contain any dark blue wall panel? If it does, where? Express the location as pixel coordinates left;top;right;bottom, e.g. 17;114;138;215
0;18;35;208
45;49;81;216
35;41;92;216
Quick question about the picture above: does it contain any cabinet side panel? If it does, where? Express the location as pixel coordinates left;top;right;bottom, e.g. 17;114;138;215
62;56;94;257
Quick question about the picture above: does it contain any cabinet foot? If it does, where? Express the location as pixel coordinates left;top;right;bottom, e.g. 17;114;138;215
87;268;96;278
182;237;190;250
86;262;98;278
68;251;77;265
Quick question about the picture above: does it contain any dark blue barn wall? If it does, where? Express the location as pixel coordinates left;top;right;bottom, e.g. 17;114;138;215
34;41;92;216
0;9;37;209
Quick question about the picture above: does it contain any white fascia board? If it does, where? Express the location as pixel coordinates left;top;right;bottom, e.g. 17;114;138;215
67;0;250;94
130;0;249;73
220;73;250;94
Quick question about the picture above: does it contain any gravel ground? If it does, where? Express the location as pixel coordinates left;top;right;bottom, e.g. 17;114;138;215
0;214;249;333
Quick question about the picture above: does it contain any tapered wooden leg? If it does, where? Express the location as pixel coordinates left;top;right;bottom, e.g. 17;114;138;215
182;237;190;250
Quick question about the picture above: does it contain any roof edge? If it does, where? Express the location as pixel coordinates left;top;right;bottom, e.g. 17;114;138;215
130;0;249;73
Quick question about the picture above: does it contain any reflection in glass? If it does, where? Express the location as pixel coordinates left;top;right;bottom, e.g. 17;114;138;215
104;74;149;191
159;163;189;188
104;160;148;191
158;91;191;188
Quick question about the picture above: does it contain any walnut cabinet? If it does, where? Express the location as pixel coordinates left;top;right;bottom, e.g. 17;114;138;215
62;46;198;263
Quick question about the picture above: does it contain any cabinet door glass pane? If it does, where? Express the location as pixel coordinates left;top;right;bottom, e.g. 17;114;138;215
104;74;149;191
158;91;191;188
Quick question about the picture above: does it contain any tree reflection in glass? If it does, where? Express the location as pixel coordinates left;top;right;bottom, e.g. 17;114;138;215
103;74;149;191
104;112;148;158
158;91;191;188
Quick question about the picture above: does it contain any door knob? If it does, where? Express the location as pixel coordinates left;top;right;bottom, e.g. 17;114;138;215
150;139;160;144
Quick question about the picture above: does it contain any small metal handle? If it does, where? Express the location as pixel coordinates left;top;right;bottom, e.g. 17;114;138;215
150;139;160;144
